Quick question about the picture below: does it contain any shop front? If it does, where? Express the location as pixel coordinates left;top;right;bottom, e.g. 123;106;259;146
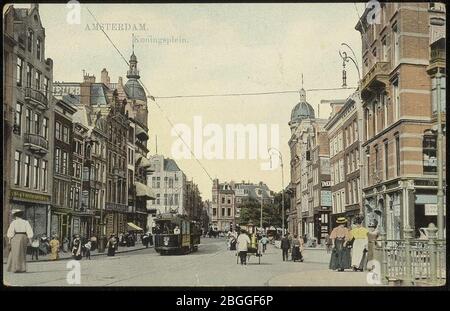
50;208;72;241
10;189;50;238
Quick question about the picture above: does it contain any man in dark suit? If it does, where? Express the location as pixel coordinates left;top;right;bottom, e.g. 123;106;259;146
281;234;291;261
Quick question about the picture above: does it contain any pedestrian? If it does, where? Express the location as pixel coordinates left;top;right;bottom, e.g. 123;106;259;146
62;236;69;253
49;235;60;260
6;209;33;273
90;235;97;251
366;220;380;266
106;234;117;256
260;235;269;253
236;230;251;265
325;234;332;254
71;234;83;260
142;233;149;248
349;216;369;271
291;234;304;262
281;233;291;261
84;241;92;260
31;237;40;260
329;217;351;272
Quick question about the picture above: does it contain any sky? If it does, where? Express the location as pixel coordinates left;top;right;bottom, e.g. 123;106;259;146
13;3;366;200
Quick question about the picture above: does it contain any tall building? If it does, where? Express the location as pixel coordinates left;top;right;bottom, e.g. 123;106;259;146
147;155;186;228
325;94;363;227
51;99;77;240
288;86;338;242
4;4;54;243
185;180;203;221
356;2;446;239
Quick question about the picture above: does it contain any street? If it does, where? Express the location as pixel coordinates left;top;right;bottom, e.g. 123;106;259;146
3;237;373;287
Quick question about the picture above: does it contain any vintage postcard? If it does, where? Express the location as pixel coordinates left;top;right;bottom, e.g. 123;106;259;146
2;1;447;294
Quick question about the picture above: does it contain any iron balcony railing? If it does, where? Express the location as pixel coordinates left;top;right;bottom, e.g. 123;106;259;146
374;225;446;286
24;133;49;153
24;87;48;109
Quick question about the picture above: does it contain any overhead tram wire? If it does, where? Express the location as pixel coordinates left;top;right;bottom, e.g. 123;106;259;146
86;7;214;183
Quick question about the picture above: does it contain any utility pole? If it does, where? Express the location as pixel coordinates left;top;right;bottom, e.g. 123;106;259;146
268;147;285;235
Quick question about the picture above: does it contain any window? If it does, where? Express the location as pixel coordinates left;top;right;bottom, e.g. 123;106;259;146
36;38;41;60
164;194;168;206
395;134;400;176
227;208;231;216
62;126;69;143
423;133;437;174
365;108;370;139
169;178;173;188
213;208;217;216
41;160;47;191
24;155;31;187
14;151;21;185
393;79;400;121
375;145;379;177
42;117;48;139
222;197;225;204
14;103;22;134
44;77;49;97
27;29;33;52
222;208;225;216
33;112;40;135
227;198;231;204
382;36;388;62
393;24;399;66
156;194;160;205
25;108;32;133
156;177;160;188
35;70;41;90
384;140;389;179
26;64;32;88
174;194;179;206
164;176;168;188
380;92;387;129
33;158;39;189
373;101;378;134
16;57;23;86
55;122;61;140
55;148;61;173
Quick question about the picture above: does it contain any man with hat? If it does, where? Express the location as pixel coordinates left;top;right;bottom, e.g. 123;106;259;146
6;209;34;273
329;217;351;272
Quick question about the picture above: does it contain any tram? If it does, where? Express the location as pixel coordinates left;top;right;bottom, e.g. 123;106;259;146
153;213;201;255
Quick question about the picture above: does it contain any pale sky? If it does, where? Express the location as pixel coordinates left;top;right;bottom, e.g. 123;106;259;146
16;3;366;200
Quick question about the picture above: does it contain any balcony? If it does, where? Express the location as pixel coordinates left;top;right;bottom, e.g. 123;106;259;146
361;61;390;100
24;87;48;110
24;133;49;154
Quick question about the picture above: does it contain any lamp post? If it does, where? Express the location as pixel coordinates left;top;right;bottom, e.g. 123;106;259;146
257;188;264;233
435;71;445;240
339;43;365;216
268;147;285;235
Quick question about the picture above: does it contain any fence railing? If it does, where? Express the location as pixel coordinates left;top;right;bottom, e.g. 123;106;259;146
374;224;446;286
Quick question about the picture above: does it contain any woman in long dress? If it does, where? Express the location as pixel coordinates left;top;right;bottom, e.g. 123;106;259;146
329;217;351;272
49;235;60;260
349;216;369;271
6;209;34;273
71;235;82;260
106;234;117;256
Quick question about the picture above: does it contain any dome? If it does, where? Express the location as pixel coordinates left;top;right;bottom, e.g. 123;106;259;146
290;88;315;122
124;79;147;102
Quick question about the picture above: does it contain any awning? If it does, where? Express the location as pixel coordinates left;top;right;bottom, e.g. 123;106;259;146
135;181;156;200
127;222;144;231
136;155;154;171
135;124;149;140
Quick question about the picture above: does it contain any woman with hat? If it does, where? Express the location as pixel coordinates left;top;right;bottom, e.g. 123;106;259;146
106;234;118;256
349;215;369;271
329;217;351;272
71;234;83;260
6;209;34;273
49;234;60;260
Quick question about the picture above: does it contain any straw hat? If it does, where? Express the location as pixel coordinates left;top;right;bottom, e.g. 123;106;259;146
336;217;347;224
11;208;24;215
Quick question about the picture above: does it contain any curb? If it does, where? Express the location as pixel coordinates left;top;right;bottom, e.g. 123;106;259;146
3;245;152;264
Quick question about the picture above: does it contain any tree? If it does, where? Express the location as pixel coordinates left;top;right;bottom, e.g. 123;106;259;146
238;195;287;228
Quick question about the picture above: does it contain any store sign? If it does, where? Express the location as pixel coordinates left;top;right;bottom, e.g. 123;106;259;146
425;204;446;216
321;190;332;207
10;190;50;203
321;181;331;187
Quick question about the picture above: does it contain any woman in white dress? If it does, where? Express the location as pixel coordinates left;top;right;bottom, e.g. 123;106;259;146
6;209;34;273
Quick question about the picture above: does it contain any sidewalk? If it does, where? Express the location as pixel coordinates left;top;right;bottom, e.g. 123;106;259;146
3;243;150;264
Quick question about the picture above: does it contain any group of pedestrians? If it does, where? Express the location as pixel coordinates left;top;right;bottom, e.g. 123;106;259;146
280;233;304;262
328;215;378;272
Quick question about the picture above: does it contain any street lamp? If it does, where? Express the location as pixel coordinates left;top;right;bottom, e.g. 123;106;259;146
256;188;264;233
435;71;445;240
268;147;285;235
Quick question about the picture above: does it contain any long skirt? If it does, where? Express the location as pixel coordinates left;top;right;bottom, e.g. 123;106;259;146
329;239;351;270
107;246;116;256
351;238;367;269
7;234;28;273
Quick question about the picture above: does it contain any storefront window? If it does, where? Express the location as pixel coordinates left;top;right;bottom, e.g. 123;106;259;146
423;133;437;174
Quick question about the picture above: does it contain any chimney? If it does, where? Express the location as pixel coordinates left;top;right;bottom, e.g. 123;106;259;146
101;68;110;84
83;72;96;83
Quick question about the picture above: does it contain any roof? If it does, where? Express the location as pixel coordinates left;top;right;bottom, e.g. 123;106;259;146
164;158;181;171
91;84;108;106
124;79;146;102
290;89;315;123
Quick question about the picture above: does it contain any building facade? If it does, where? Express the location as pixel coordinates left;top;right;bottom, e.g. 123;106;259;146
211;179;236;232
356;2;446;239
5;4;54;242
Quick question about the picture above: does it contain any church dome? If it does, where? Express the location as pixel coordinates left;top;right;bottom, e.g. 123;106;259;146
290;88;315;122
124;79;146;102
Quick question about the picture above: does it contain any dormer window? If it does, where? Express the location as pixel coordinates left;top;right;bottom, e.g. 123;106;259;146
37;38;42;60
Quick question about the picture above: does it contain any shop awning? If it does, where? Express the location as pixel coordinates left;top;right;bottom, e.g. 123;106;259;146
136;155;154;172
135;124;149;140
127;222;144;231
135;181;156;200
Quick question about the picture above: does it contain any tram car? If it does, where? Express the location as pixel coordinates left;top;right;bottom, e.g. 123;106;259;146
153;213;201;255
